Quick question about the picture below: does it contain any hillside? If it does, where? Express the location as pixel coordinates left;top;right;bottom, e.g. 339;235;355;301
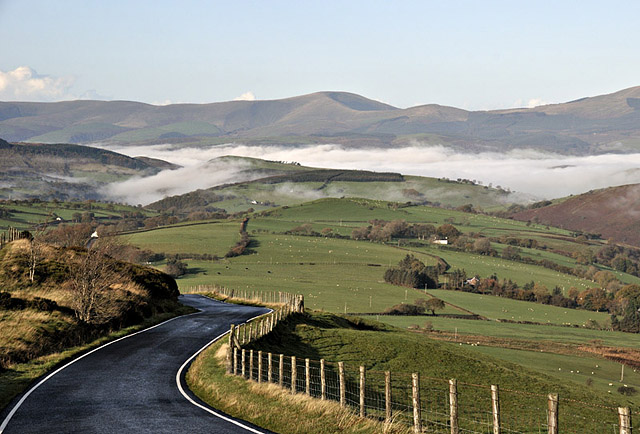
147;156;519;215
0;138;174;200
2;87;640;154
513;183;640;246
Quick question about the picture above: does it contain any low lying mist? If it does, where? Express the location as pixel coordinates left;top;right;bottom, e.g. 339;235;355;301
99;143;640;205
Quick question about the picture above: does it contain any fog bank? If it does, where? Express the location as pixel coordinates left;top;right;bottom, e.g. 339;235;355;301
100;143;640;204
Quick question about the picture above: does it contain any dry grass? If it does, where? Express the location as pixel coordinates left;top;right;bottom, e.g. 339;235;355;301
188;342;412;434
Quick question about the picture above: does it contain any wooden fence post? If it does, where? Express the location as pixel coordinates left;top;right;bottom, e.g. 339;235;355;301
226;324;235;373
412;373;421;433
291;356;297;393
305;358;311;395
449;379;459;434
242;325;246;345
233;347;238;375
268;352;273;383
258;351;263;383
547;393;558;434
241;349;246;377
320;359;326;400
339;362;346;407
618;407;632;434
491;385;500;434
359;365;366;417
249;350;254;381
279;354;284;387
385;371;392;424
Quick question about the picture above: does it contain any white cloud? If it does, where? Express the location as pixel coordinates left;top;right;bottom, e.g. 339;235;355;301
233;91;256;101
97;143;640;204
527;98;546;108
0;66;75;101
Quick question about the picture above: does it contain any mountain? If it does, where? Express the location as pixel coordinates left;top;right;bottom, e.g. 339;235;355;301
512;183;640;246
0;139;175;200
2;87;640;154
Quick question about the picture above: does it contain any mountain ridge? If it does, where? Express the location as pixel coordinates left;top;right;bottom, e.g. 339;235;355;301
1;87;640;154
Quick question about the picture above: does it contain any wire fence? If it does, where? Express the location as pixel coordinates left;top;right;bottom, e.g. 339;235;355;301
205;287;633;433
228;351;634;433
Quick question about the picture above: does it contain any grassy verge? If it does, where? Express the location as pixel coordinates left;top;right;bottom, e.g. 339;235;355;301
186;340;411;434
0;305;195;412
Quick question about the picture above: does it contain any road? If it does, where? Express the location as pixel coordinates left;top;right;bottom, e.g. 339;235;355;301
0;294;272;433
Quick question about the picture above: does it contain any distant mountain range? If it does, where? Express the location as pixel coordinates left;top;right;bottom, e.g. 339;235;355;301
2;87;640;154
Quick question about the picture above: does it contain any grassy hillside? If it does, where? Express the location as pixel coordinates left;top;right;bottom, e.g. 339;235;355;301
0;237;184;410
0;139;173;200
206;310;628;432
148;158;521;215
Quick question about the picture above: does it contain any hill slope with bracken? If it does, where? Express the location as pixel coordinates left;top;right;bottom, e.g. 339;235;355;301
2;87;640;154
0;138;178;200
512;183;640;246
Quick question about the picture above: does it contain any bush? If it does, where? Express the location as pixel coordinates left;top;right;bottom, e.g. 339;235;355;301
383;303;425;315
618;385;637;396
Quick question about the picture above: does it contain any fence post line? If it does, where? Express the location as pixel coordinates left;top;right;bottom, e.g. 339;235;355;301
491;385;500;434
241;349;246;378
618;407;632;434
233;347;238;375
226;324;235;373
412;373;421;433
279;354;284;387
385;371;392;424
291;356;297;394
268;352;273;383
305;358;311;395
258;351;263;383
449;379;459;434
547;393;559;434
320;359;326;400
339;362;346;407
249;350;254;381
359;365;366;418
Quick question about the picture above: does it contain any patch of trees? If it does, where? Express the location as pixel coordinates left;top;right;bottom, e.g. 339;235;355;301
225;218;252;258
165;257;188;278
595;244;640;277
351;219;459;243
285;223;349;239
384;255;439;289
257;169;405;185
382;297;446;315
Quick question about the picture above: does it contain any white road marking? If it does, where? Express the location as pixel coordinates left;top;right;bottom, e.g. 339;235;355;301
0;312;196;433
175;297;273;434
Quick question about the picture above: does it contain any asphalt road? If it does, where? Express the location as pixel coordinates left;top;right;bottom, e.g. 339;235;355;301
0;294;272;433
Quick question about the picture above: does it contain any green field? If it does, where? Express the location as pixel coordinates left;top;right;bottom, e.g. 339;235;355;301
124;220;241;257
372;315;639;347
423;289;610;325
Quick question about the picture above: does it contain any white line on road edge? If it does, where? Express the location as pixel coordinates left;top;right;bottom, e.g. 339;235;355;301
0;312;196;433
176;300;273;434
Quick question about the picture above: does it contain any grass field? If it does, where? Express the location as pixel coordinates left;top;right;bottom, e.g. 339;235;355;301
423;289;611;325
237;310;627;431
372;315;639;348
468;346;640;406
124;220;242;257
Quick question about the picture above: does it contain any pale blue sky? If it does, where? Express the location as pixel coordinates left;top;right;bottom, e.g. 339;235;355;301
0;0;638;109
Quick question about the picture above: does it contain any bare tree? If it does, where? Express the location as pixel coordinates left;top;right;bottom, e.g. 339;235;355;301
67;240;129;324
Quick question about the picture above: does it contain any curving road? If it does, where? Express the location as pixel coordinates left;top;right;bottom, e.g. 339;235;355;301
0;294;272;433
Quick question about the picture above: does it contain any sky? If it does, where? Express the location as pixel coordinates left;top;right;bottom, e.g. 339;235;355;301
1;0;639;110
